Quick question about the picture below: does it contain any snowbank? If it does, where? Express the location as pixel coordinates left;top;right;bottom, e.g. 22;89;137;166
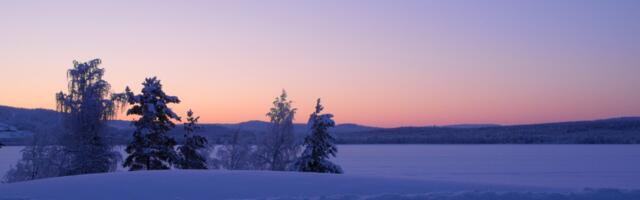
0;170;560;200
0;170;637;200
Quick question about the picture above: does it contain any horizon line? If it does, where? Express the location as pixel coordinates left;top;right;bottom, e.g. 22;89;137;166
2;104;638;129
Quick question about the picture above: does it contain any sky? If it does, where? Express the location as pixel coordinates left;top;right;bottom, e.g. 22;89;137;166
0;0;639;127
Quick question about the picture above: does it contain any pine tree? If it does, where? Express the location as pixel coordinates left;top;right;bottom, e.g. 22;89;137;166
55;59;121;175
122;77;181;170
293;99;343;173
177;109;208;169
255;90;300;171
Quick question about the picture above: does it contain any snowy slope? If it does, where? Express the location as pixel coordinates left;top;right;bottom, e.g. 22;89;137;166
0;170;568;200
1;170;638;200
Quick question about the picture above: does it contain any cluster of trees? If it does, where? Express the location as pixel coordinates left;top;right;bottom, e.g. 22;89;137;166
3;59;342;183
116;77;210;171
212;92;342;173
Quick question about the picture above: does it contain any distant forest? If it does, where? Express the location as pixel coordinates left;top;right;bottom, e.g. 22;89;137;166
0;106;640;145
336;118;640;144
2;105;639;145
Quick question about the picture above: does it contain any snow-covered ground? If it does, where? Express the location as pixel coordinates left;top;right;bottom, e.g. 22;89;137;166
0;170;637;200
2;145;640;189
1;145;639;199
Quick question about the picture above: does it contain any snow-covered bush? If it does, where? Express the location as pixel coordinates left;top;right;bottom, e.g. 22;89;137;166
292;99;343;173
215;129;256;170
3;130;68;183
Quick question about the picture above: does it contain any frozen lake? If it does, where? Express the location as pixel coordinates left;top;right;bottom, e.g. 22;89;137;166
1;144;639;189
333;145;640;189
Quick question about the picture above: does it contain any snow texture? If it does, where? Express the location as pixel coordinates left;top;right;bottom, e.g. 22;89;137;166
0;170;575;200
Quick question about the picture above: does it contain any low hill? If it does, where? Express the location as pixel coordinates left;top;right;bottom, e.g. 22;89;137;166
0;105;378;145
0;105;62;145
2;105;640;145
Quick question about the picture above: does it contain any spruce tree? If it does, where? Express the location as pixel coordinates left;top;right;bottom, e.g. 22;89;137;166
55;59;121;175
177;109;208;169
122;77;181;170
293;99;343;173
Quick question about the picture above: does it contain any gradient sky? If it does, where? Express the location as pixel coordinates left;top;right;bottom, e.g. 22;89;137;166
1;0;639;127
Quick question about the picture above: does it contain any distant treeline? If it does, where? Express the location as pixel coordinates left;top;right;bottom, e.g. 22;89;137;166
335;118;640;144
2;105;640;145
104;117;640;145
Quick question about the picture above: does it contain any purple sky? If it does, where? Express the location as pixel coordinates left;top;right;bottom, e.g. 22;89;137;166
0;0;639;127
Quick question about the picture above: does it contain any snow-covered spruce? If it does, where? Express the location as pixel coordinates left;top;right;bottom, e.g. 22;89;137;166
176;110;208;169
293;98;343;173
120;77;181;171
254;90;300;171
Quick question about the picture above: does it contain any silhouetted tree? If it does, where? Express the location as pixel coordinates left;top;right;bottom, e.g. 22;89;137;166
293;99;343;173
177;110;208;169
55;59;121;175
121;77;181;170
255;90;299;171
